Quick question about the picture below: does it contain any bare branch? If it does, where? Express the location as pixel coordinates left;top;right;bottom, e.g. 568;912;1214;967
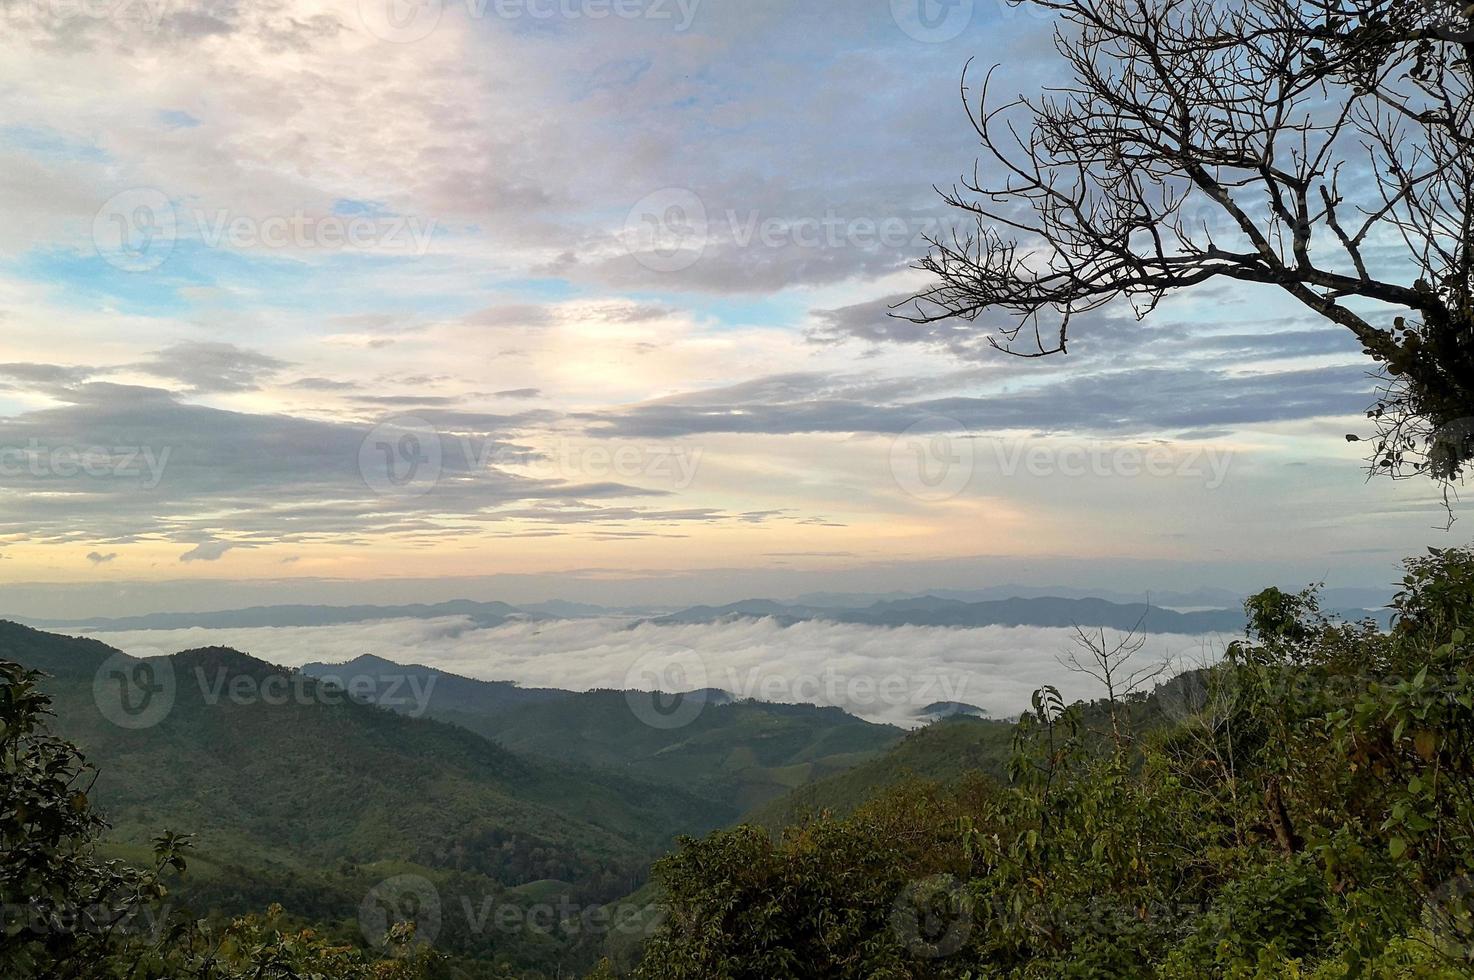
905;0;1474;482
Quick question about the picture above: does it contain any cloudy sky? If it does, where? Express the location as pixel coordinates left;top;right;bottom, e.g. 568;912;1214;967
0;0;1456;615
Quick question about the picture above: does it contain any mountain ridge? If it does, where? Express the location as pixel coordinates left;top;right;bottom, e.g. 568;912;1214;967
16;590;1393;635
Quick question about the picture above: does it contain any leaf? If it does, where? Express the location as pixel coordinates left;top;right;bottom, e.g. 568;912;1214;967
1388;837;1407;859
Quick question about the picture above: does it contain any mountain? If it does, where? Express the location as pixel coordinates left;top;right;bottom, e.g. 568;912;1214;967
654;594;1250;633
302;653;573;716
915;700;990;721
749;668;1222;833
299;654;904;816
838;595;1248;631
789;585;1247;608
747;715;1019;829
654;593;1394;632
790;584;1392;609
1;621;914;971
474;693;902;814
0;621;728;972
518;599;615;618
650;598;818;625
16;587;1393;635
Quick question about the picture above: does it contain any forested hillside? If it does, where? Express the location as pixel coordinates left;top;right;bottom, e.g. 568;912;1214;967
8;549;1474;977
0;622;728;974
301;655;905;817
622;549;1474;978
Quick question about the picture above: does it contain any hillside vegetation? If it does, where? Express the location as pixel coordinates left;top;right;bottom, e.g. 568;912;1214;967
0;622;728;974
9;548;1474;978
624;549;1474;978
747;716;1017;829
302;655;904;816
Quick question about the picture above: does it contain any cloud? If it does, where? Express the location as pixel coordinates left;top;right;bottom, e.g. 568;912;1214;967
349;395;460;407
0;362;98;389
0;0;1428;583
582;364;1373;439
86;615;1225;727
86;551;117;565
132;342;288;394
808;294;1367;368
807;294;991;360
179;540;238;562
0;379;728;550
285;377;360;391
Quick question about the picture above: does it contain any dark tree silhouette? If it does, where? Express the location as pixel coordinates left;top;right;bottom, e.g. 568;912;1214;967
905;0;1474;482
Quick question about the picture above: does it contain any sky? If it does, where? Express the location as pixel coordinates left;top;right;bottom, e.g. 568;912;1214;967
0;0;1460;616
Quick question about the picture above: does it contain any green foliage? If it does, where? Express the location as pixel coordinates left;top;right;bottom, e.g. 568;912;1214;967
428;687;904;817
0;658;434;979
0;624;726;976
747;716;1017;830
1161;857;1330;974
628;548;1474;978
635;780;992;980
1;622;919;978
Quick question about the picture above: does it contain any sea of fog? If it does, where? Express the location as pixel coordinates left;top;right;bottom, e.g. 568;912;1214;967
86;616;1229;728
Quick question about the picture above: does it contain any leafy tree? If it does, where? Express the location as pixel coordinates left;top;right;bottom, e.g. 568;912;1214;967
633;779;991;980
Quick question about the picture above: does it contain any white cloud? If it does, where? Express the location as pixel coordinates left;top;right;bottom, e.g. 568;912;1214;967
86;615;1225;727
178;539;239;562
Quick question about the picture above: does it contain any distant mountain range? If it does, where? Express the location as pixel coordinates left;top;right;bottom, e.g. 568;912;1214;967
789;583;1392;610
656;595;1252;633
20;589;1393;634
660;594;1394;632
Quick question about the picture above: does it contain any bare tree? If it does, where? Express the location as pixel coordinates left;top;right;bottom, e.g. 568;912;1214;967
903;0;1474;482
1057;617;1166;749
